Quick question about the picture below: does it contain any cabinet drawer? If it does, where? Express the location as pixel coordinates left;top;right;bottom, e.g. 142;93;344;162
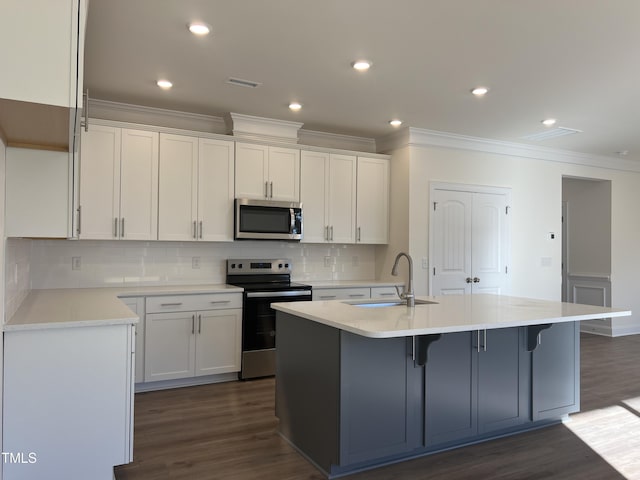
146;293;242;313
312;287;370;301
370;286;402;299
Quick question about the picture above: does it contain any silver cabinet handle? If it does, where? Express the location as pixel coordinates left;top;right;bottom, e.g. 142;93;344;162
320;295;336;300
378;292;396;297
191;314;195;334
270;181;274;198
199;221;203;239
121;218;125;238
210;300;231;304
76;205;82;236
325;225;329;241
193;220;197;239
160;302;183;307
412;336;416;362
114;217;119;238
330;226;334;241
349;294;366;298
198;314;202;334
476;330;481;353
265;181;269;198
466;277;473;283
473;277;480;283
357;226;361;242
483;329;487;352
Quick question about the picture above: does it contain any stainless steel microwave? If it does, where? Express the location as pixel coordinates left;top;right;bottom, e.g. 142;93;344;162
235;199;303;241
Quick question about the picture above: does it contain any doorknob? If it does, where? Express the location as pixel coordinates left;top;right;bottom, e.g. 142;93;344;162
473;277;480;283
466;277;472;283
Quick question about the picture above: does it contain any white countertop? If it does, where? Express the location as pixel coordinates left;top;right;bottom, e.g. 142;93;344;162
272;294;632;338
5;284;243;332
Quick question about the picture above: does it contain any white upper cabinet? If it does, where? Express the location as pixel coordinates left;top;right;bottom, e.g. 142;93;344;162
0;0;87;152
79;125;158;240
301;151;357;244
235;142;300;201
158;133;234;241
356;156;390;244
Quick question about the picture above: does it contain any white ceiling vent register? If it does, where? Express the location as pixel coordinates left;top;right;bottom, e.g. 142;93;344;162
226;77;262;88
520;127;583;142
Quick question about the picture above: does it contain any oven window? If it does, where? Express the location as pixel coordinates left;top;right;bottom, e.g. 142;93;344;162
240;206;290;233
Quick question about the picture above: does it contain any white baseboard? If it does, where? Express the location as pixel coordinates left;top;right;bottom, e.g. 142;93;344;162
134;372;239;393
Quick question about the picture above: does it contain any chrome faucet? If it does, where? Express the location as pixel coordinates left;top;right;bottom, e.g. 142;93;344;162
391;252;415;307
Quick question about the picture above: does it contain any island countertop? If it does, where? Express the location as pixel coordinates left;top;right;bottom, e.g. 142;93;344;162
272;294;631;338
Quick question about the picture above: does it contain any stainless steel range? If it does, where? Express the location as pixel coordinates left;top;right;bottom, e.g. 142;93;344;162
226;258;312;379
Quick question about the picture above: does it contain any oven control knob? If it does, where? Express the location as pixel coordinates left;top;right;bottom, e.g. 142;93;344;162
231;263;236;269
285;263;289;268
278;263;283;268
238;263;243;269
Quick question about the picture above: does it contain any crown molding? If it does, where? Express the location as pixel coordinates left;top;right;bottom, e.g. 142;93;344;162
227;112;303;144
298;129;376;153
88;99;227;134
377;127;640;173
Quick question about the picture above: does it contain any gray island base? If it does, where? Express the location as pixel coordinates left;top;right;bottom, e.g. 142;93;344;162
273;295;631;478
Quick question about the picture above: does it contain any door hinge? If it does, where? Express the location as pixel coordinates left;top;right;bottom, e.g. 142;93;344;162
505;205;510;215
505;265;508;274
433;267;436;276
433;202;437;211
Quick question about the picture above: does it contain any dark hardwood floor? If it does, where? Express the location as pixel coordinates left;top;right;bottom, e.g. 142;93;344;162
116;333;640;479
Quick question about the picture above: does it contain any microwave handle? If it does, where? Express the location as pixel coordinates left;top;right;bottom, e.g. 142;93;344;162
290;208;295;233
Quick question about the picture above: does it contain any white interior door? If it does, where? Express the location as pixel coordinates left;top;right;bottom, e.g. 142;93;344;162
430;185;510;295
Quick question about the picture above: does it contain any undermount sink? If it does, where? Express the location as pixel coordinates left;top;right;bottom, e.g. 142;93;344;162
348;299;438;308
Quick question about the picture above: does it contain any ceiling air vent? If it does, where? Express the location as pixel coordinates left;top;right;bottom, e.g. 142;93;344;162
520;127;582;141
226;77;262;88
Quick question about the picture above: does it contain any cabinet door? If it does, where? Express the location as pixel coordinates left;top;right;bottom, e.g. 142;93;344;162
356;157;389;244
340;333;422;465
328;154;357;243
79;124;121;239
120;129;159;240
477;327;530;434
312;287;370;301
198;138;235;241
235;142;269;199
145;312;196;382
158;134;198;240
424;331;477;446
268;146;300;201
300;150;329;243
532;322;580;420
195;309;242;376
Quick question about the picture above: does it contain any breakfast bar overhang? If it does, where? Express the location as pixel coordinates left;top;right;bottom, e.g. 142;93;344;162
272;294;631;478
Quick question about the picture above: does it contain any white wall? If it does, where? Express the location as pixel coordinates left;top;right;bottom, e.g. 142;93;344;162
380;141;640;335
562;178;611;276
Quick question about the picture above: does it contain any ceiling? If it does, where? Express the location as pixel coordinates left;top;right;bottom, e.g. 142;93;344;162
85;0;640;161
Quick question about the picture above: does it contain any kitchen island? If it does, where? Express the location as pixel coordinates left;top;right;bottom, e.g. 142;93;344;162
272;294;631;478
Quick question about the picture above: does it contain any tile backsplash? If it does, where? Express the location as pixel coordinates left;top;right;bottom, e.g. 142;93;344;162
27;239;377;289
5;238;32;320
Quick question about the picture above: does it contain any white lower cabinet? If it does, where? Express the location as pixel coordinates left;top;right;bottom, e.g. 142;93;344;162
144;294;242;383
3;323;135;480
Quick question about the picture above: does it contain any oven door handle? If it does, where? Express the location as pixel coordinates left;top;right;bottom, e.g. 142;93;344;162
290;208;295;234
246;290;312;299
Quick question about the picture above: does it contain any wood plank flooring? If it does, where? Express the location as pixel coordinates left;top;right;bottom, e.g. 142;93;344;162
116;333;640;480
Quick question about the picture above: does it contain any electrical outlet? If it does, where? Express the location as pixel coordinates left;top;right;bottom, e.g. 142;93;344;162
422;257;429;269
72;256;81;271
192;256;201;269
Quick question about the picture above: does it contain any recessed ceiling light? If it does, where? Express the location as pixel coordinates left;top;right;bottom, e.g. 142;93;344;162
541;118;557;126
289;102;302;111
188;22;211;36
471;86;489;96
157;79;173;90
352;60;371;71
389;119;402;127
